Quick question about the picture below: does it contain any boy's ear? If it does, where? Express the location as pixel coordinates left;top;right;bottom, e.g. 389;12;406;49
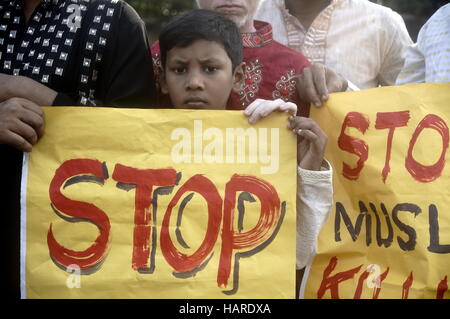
232;62;246;93
160;69;169;95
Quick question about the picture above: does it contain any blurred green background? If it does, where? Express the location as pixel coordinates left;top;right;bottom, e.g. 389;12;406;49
125;0;449;43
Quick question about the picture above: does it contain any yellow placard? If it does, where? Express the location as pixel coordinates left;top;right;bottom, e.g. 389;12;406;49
305;83;450;299
21;108;297;299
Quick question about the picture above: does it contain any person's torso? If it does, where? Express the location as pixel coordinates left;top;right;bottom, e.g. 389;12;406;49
256;0;410;89
0;0;121;105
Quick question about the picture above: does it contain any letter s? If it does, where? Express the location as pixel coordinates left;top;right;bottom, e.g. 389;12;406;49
47;159;110;273
338;112;370;180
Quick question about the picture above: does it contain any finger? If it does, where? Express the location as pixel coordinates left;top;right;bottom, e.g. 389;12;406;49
313;65;328;103
0;130;33;152
11;98;44;118
279;102;297;115
248;102;271;124
300;67;321;107
17;107;45;139
296;127;327;166
248;99;281;124
289;116;326;139
327;72;347;94
289;116;315;131
244;99;265;117
287;116;295;130
295;128;320;144
10;119;39;146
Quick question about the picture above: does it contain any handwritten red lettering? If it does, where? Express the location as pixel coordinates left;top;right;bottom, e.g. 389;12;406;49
339;112;449;183
405;114;449;183
48;160;284;295
48;159;110;272
402;272;414;299
317;256;363;299
436;276;448;299
218;174;282;289
375;111;410;183
338;112;370;181
112;165;177;271
160;174;222;274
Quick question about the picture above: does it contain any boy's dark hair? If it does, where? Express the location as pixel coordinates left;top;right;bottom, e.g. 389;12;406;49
159;9;243;71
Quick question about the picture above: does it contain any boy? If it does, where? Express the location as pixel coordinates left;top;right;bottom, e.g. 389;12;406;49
152;0;312;114
159;9;333;297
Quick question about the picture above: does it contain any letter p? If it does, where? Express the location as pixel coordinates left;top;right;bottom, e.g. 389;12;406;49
218;174;284;294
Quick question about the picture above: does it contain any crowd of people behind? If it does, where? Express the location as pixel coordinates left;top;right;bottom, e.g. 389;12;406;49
1;0;449;299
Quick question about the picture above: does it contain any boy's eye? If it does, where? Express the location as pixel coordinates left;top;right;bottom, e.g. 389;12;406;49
171;67;186;74
205;66;218;73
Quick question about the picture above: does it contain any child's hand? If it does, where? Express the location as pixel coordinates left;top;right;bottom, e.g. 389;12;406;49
288;116;327;171
244;98;297;124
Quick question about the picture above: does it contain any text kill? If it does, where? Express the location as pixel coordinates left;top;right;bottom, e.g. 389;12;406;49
47;159;286;294
316;256;448;299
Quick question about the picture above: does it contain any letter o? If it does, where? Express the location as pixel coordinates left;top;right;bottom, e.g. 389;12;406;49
160;174;222;273
405;114;449;183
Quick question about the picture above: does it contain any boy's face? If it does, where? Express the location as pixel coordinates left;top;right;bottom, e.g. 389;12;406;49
196;0;261;30
161;39;243;110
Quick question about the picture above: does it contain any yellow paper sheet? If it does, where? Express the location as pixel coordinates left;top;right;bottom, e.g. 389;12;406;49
21;108;297;299
305;83;450;299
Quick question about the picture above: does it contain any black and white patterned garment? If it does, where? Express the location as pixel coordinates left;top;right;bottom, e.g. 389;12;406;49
0;0;156;107
1;1;157;299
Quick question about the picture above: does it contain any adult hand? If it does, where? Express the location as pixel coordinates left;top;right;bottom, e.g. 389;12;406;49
0;98;45;152
0;73;57;106
244;98;297;124
0;73;15;101
288;116;327;171
296;63;348;107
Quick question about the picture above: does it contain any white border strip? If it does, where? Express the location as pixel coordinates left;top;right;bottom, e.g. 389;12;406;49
20;152;30;299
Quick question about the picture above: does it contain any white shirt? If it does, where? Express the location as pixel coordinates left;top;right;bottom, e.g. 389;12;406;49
396;4;450;84
255;0;413;89
297;161;333;270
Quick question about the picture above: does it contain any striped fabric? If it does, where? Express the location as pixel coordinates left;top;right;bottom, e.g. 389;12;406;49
255;0;413;89
396;4;450;84
281;0;339;65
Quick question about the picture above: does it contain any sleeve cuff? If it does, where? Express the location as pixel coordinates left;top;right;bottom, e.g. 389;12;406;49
52;93;77;106
298;159;332;181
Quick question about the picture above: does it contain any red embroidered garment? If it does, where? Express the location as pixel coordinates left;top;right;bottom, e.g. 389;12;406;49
151;21;311;116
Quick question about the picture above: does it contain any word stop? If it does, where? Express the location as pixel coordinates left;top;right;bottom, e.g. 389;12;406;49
47;158;285;292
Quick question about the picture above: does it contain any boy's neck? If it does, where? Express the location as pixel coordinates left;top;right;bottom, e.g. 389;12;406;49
240;20;256;34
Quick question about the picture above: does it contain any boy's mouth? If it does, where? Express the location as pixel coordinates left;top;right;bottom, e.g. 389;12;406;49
183;97;209;109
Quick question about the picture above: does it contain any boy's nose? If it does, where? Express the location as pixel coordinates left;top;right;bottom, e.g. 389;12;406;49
186;71;204;90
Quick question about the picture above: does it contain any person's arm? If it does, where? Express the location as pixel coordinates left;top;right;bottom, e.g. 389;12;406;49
395;43;425;85
0;74;57;106
377;11;413;86
287;116;332;296
244;105;332;270
296;161;333;270
95;2;156;108
288;117;332;269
